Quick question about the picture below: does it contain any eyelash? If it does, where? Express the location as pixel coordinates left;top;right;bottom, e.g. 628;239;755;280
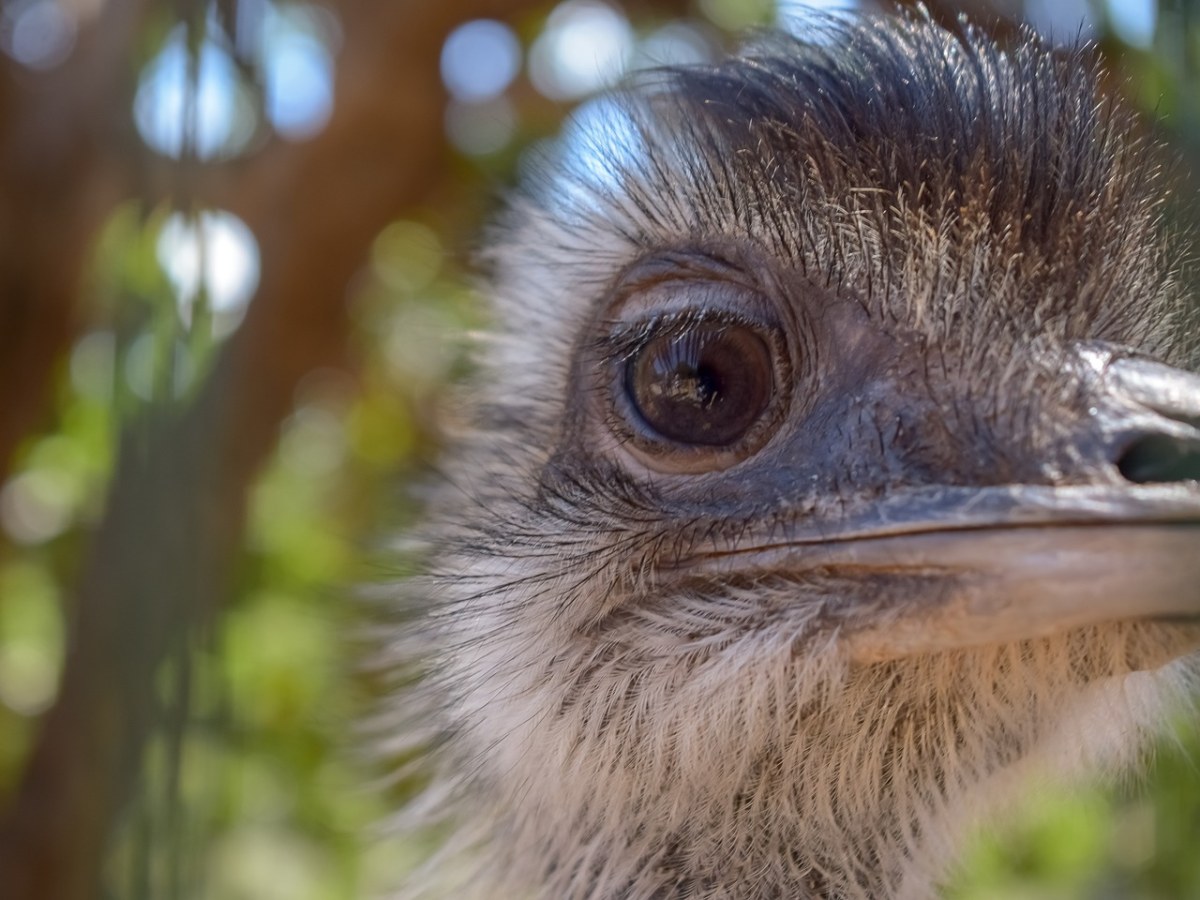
596;310;762;368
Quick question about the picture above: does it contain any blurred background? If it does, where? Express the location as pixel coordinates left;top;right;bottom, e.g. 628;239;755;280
0;0;1196;897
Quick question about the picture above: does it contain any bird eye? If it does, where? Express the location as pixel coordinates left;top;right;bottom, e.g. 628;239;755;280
625;322;774;448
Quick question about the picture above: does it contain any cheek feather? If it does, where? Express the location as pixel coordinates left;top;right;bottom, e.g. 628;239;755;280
383;10;1200;900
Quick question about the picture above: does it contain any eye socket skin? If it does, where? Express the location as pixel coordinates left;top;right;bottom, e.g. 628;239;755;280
555;246;807;476
625;321;775;447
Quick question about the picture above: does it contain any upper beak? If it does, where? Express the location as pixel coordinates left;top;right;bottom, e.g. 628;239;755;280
849;350;1200;662
687;349;1200;663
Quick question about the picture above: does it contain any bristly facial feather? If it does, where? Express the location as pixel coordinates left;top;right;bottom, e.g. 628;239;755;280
383;12;1200;900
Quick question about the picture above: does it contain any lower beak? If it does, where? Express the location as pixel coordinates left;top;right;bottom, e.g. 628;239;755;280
835;520;1200;663
847;352;1200;660
844;355;1200;662
685;353;1200;663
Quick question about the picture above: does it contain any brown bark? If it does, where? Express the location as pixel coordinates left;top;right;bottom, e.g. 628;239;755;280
0;0;145;483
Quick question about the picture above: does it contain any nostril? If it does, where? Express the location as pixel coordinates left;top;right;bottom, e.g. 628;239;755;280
1116;433;1200;485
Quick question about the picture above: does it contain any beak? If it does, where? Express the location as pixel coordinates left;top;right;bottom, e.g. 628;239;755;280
839;521;1200;663
849;352;1200;662
688;351;1200;663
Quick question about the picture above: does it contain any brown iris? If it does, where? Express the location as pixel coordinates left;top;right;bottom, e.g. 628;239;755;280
626;323;774;447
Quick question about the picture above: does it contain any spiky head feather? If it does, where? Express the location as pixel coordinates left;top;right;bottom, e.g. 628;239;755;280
384;12;1199;900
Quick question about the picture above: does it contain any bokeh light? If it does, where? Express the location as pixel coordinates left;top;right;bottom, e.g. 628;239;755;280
1106;0;1157;48
700;0;773;31
156;210;261;335
69;332;116;405
262;4;336;139
529;0;634;100
135;28;253;160
445;96;517;156
635;22;714;68
279;406;347;478
777;0;859;35
121;333;160;401
1024;0;1097;40
0;0;75;70
441;19;521;102
0;562;62;716
370;220;442;296
0;469;74;545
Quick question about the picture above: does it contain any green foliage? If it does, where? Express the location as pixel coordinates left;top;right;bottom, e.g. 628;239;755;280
949;717;1200;899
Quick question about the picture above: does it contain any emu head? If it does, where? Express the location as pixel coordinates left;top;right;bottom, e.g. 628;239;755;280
400;13;1200;900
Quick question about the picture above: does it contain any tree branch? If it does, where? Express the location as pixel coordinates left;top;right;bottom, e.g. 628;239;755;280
0;0;147;482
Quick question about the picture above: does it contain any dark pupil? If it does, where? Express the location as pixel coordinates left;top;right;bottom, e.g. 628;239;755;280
627;324;773;447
